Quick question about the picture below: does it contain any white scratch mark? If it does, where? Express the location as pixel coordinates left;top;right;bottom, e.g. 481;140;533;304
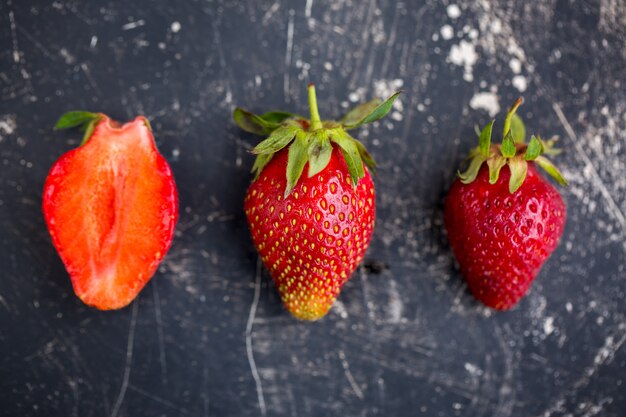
152;283;168;385
110;302;139;417
338;350;364;400
305;0;313;18
0;294;9;311
262;2;280;25
493;324;515;417
8;10;20;63
122;20;145;31
127;384;192;416
90;35;98;48
246;258;266;416
577;327;626;388
80;63;102;95
284;10;295;102
553;102;626;248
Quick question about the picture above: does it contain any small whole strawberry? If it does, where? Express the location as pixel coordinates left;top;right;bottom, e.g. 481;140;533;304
43;112;178;310
235;84;399;320
445;98;568;310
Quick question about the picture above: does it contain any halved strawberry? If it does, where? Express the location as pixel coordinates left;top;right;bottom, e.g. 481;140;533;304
43;112;178;310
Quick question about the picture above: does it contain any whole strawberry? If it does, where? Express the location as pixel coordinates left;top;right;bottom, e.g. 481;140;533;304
43;112;178;310
235;84;399;320
445;98;567;310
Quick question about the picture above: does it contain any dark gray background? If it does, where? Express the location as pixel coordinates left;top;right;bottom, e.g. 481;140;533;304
1;0;625;416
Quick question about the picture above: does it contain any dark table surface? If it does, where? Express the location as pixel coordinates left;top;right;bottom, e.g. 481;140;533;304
1;0;625;416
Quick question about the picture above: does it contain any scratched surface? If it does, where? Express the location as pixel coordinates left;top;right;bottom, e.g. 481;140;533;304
0;0;625;416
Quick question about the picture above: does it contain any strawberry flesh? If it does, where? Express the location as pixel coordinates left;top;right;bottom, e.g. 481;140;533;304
43;116;178;309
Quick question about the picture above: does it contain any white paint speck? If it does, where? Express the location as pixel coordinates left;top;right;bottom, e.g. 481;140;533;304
90;36;98;48
470;91;500;117
448;40;478;81
171;21;181;33
121;19;145;31
324;61;333;71
440;24;454;40
464;362;483;376
491;19;502;34
59;48;76;65
543;316;555;335
373;78;404;98
512;75;528;92
565;302;573;312
0;115;17;139
387;280;403;322
332;300;349;319
509;58;522;74
447;4;461;19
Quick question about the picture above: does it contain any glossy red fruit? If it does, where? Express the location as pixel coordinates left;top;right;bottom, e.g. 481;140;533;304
43;112;178;310
445;164;566;309
445;98;567;309
245;146;375;319
235;84;399;320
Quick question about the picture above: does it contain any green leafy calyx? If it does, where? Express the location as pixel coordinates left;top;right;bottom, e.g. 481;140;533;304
234;83;400;196
54;111;104;146
458;97;568;193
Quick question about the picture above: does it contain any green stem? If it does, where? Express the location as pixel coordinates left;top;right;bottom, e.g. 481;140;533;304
308;83;323;131
502;97;523;138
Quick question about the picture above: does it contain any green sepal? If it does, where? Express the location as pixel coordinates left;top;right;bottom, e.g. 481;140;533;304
487;156;507;184
340;98;383;126
307;131;333;178
510;113;526;143
330;130;364;187
260;111;303;125
540;135;563;156
459;154;487;184
352;136;377;173
54;111;99;130
524;135;542;160
252;125;298;154
251;153;273;180
343;92;401;130
284;131;309;197
502;97;523;139
501;131;517;158
80;119;99;146
457;97;567;194
54;111;102;146
535;156;568;186
479;120;495;157
508;156;528;193
233;108;282;135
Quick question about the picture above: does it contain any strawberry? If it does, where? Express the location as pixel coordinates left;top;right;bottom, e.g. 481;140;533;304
235;84;399;320
444;98;567;310
43;112;178;310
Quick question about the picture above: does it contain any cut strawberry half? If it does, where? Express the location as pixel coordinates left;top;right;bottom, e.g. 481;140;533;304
43;112;178;310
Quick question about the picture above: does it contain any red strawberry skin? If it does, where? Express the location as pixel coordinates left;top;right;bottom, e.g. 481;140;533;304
244;145;375;320
444;163;566;309
43;116;178;310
